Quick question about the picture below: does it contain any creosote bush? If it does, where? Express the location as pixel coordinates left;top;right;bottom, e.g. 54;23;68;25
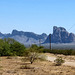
54;56;65;66
22;52;47;64
22;52;39;64
29;52;39;64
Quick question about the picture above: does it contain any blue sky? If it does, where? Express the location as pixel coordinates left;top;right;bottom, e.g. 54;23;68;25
0;0;75;35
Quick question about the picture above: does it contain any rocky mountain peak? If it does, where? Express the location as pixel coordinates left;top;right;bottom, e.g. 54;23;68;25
0;26;75;44
12;30;25;35
53;26;66;34
44;26;75;43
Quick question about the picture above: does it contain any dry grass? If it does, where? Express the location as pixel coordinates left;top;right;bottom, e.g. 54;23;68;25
0;54;75;75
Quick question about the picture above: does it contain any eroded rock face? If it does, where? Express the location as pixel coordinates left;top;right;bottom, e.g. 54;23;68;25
44;26;75;43
0;26;75;44
0;30;47;44
68;33;75;43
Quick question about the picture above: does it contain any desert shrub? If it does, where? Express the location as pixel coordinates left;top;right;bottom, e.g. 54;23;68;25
22;52;47;64
23;49;30;57
43;49;75;55
22;52;39;64
28;52;39;64
27;45;38;53
38;46;44;53
38;54;47;61
28;44;44;53
54;56;65;66
30;44;38;49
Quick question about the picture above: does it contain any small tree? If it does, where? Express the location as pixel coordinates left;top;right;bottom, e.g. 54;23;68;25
22;52;47;64
29;52;39;64
21;52;39;64
54;56;65;66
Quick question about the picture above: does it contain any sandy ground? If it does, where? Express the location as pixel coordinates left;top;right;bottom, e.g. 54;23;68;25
0;54;74;75
45;53;75;67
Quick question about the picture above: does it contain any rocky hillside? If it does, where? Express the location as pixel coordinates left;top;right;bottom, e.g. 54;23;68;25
0;26;75;44
44;26;75;43
0;30;47;45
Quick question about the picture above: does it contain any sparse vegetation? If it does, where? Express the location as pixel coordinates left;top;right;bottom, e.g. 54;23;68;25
0;55;75;75
27;44;44;53
43;49;75;55
54;56;65;66
21;52;38;64
0;38;75;56
22;52;47;64
29;52;39;64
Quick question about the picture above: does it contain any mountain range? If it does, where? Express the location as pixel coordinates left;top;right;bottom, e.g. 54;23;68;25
44;26;75;43
0;30;47;45
0;26;75;45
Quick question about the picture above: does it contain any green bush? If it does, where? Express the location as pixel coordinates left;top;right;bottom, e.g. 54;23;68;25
10;42;26;56
27;44;44;53
54;56;65;66
0;38;26;56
